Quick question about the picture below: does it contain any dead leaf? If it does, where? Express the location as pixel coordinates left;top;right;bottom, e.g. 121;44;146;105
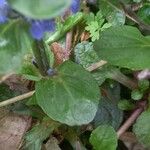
4;75;29;93
0;113;32;150
51;42;70;67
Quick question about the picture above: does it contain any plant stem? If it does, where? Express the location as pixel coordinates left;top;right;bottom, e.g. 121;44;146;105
117;101;146;138
32;40;50;76
46;12;84;45
0;91;35;107
106;0;150;34
110;69;138;90
65;31;73;53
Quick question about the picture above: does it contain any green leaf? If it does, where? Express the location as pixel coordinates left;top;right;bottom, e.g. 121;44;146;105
46;12;84;44
138;79;149;92
90;125;118;150
26;94;37;106
0;21;32;74
97;0;118;17
93;97;123;129
36;61;100;126
24;118;59;150
107;11;125;26
118;99;135;110
94;26;150;70
74;41;118;85
133;110;150;148
20;61;42;81
85;11;111;41
92;82;123;130
85;21;101;42
8;0;71;19
97;0;125;25
137;3;150;25
131;89;143;101
74;41;99;68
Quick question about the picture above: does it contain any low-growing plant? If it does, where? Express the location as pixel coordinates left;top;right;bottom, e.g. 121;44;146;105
0;0;150;149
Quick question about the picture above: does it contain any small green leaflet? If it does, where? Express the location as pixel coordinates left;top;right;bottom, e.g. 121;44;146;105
118;100;135;111
94;26;150;70
90;125;118;150
138;79;149;92
8;0;71;19
131;89;143;101
133;109;150;148
85;11;111;41
36;61;100;126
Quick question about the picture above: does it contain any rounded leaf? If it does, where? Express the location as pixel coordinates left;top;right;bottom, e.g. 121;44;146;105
94;26;150;70
36;61;100;126
131;89;143;101
90;125;117;150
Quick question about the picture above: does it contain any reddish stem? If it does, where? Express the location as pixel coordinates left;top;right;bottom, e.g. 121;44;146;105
117;101;146;138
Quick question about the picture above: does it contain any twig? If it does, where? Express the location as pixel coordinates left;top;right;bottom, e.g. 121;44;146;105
86;60;107;72
65;31;73;54
0;91;35;107
117;101;146;138
0;73;13;84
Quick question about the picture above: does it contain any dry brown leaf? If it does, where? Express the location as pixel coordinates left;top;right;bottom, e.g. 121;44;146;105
51;42;70;67
4;75;29;93
0;113;31;150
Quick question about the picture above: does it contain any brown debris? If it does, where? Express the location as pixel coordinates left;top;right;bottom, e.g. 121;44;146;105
0;113;32;150
51;42;70;67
